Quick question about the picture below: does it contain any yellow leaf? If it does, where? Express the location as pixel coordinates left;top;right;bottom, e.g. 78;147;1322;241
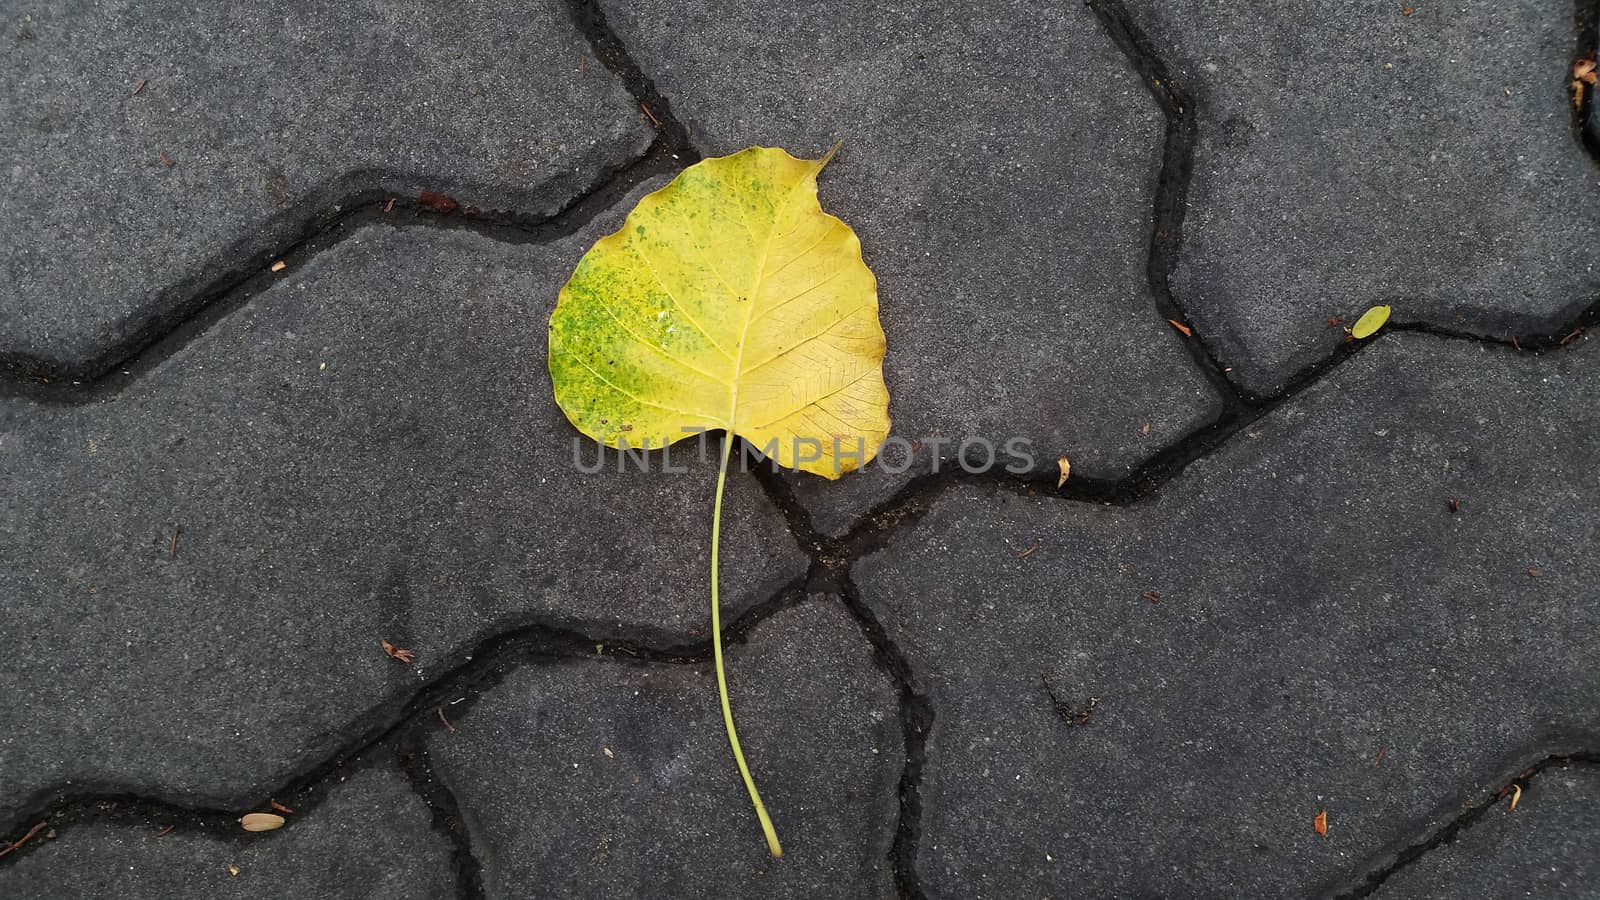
1351;305;1392;339
548;145;892;860
1057;456;1071;488
549;145;890;479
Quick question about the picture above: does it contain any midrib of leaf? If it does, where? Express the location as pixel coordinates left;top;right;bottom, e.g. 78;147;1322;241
727;149;835;436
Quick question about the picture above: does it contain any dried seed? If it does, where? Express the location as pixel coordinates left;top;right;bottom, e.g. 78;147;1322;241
239;813;285;832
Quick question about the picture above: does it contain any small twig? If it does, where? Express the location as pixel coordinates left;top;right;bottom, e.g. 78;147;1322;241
0;822;47;859
1015;543;1038;559
154;825;175;838
132;79;147;96
639;103;661;128
169;527;181;560
436;706;455;733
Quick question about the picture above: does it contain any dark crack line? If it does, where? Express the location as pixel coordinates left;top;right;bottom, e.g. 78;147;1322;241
1088;0;1600;406
821;312;1596;561
0;579;811;868
566;0;700;161
0;142;684;403
1085;0;1243;413
742;442;929;900
393;738;486;900
1;0;701;398
840;576;933;900
1325;746;1600;899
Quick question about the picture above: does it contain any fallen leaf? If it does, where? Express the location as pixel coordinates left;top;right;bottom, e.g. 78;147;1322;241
603;747;615;759
1509;783;1522;811
159;151;174;168
1056;456;1071;488
418;190;458;214
1401;6;1415;15
550;145;887;477
1528;567;1541;578
228;864;241;876
1140;422;1151;435
270;260;287;273
381;640;416;664
549;145;888;860
1351;305;1391;339
1167;318;1192;337
1314;809;1328;836
239;813;284;832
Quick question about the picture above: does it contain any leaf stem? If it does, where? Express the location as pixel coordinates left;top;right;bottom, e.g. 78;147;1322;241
711;435;783;858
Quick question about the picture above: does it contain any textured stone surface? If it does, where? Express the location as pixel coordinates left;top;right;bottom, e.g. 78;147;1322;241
602;0;1225;535
854;334;1600;897
1127;0;1600;395
0;769;455;900
1;0;653;376
1375;765;1600;900
0;199;805;829
429;599;902;899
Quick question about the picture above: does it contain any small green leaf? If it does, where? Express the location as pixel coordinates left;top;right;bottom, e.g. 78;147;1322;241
1351;305;1392;339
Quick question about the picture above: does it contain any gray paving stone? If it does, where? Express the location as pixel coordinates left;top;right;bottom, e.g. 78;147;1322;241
1126;0;1600;396
428;598;902;899
1;0;653;377
601;0;1226;536
0;769;456;900
854;333;1600;897
0;197;806;829
1375;765;1600;900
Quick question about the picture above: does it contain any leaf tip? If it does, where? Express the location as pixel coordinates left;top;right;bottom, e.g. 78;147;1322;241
817;139;845;172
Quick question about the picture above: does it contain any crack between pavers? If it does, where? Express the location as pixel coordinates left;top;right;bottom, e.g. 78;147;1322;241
565;0;699;160
743;441;931;900
822;313;1597;562
0;578;811;868
1323;745;1600;899
1084;0;1243;413
1;0;702;397
0;145;683;401
1088;0;1600;407
393;739;486;900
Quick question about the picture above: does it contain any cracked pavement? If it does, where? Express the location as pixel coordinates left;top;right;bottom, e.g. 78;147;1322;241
2;1;1598;897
